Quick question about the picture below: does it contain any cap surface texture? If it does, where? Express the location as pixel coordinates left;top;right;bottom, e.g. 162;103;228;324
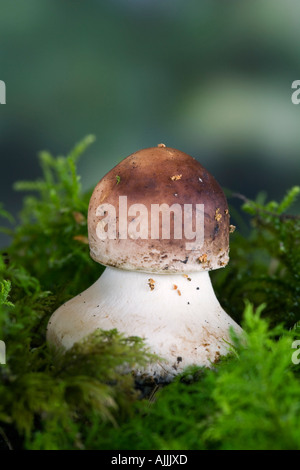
88;146;229;273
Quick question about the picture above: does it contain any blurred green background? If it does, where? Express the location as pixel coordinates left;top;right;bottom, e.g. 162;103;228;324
0;0;299;247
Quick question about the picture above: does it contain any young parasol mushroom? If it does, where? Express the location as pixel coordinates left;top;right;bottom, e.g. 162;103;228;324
47;145;242;381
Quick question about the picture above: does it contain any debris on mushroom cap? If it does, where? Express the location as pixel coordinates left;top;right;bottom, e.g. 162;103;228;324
198;254;208;264
215;208;222;222
88;146;230;274
170;174;182;181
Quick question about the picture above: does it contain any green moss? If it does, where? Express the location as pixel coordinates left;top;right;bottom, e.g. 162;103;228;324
90;304;300;451
213;186;300;329
0;137;300;449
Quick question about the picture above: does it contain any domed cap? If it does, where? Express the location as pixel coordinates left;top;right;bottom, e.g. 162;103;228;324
88;145;230;273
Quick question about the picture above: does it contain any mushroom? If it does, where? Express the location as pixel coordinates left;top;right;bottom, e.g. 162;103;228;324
47;145;242;381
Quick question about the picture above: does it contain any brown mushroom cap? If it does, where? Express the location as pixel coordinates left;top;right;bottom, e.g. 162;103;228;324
88;146;230;273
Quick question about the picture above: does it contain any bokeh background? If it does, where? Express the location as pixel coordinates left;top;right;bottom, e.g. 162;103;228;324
0;0;299;247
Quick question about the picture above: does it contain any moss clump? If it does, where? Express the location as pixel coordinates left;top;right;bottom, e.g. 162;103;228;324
213;186;300;329
0;137;300;449
90;304;300;451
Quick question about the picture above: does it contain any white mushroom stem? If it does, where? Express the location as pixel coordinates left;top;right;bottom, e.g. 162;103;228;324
47;267;242;380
